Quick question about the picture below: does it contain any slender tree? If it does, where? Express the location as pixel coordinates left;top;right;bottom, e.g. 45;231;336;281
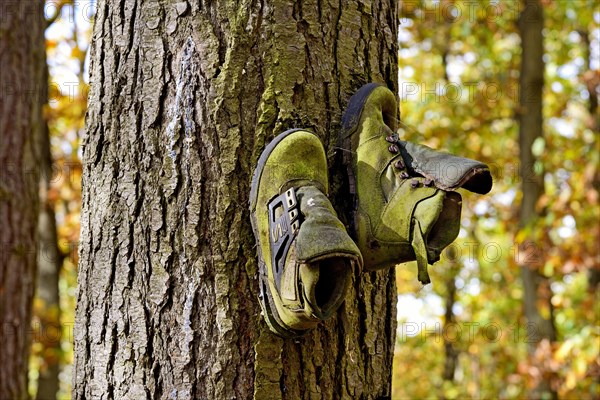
35;68;62;400
441;265;458;388
36;6;91;395
517;1;557;398
578;27;600;292
73;1;399;398
0;1;45;398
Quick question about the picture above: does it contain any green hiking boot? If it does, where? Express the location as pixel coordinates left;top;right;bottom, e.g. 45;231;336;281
250;129;362;337
339;83;492;284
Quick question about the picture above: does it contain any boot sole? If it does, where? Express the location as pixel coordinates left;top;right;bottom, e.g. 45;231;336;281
249;128;307;338
338;83;384;237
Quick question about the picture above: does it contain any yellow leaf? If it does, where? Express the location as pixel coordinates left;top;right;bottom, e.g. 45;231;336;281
554;339;573;361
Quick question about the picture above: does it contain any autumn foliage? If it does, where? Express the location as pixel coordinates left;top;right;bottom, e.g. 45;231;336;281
29;0;598;399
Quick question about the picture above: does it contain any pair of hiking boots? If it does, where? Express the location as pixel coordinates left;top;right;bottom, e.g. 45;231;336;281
249;83;492;337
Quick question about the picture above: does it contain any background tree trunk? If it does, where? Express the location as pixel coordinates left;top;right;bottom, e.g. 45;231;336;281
517;1;557;398
442;267;458;385
0;1;45;398
579;27;600;292
74;1;398;398
35;68;62;400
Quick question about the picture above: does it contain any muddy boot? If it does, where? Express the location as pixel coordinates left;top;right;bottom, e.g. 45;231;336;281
339;83;492;284
250;129;362;337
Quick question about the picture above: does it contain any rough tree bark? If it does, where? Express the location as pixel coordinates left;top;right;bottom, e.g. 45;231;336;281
0;1;45;398
517;1;557;399
74;0;398;398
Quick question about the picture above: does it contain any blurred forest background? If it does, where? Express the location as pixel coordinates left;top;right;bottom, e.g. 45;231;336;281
27;0;598;399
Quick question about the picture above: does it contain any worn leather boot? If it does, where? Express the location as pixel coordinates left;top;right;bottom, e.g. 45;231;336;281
339;83;492;284
250;129;362;337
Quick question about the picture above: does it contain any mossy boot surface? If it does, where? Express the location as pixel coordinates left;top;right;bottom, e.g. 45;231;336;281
339;83;492;284
250;129;362;337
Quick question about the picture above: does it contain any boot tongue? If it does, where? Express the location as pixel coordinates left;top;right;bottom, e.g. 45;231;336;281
298;259;353;319
278;245;322;317
298;262;321;316
292;185;361;318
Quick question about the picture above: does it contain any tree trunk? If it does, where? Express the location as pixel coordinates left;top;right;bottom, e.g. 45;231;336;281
517;1;557;398
35;202;62;400
579;28;600;292
442;270;458;384
0;1;45;398
73;1;398;398
35;68;62;400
